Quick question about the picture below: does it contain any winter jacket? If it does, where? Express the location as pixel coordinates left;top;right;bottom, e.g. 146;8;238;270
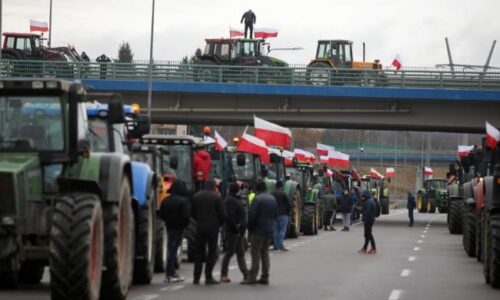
159;180;190;230
271;189;291;216
323;192;337;212
193;150;211;181
224;194;247;234
350;193;359;207
191;185;225;233
248;192;278;236
339;194;354;214
241;10;256;24
362;197;377;223
407;193;416;210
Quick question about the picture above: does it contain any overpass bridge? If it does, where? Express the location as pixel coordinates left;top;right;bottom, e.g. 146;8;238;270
1;60;500;132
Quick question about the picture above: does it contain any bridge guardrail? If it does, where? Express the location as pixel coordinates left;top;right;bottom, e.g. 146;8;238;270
1;59;500;90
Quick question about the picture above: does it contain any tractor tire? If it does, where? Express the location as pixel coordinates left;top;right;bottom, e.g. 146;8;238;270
448;199;464;234
50;193;104;300
100;178;135;300
462;204;476;257
428;199;437;214
307;62;331;86
476;210;484;262
490;215;500;288
301;205;316;236
381;197;389;215
154;220;167;272
417;193;427;213
133;190;157;284
287;189;302;239
18;263;44;284
483;212;491;285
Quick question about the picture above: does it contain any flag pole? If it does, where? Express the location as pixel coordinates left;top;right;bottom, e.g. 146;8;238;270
0;0;3;63
48;0;53;47
147;0;156;124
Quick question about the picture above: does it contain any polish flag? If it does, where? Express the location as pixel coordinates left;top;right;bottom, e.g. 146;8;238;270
386;167;396;178
486;121;499;149
294;149;315;163
351;168;361;182
236;133;268;160
203;136;216;144
326;169;334;177
392;54;402;70
320;155;329;164
254;28;279;39
424;167;433;176
283;150;295;166
254;116;291;148
370;168;384;179
230;27;244;38
214;130;228;151
328;151;350;169
317;143;335;157
30;20;49;33
457;145;474;158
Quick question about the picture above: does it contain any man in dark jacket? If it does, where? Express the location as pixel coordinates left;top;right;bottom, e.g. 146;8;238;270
220;183;248;283
271;181;291;251
407;192;416;227
159;179;190;282
359;190;377;254
96;53;111;79
240;9;257;38
242;180;277;285
339;189;354;231
191;179;225;284
322;184;337;231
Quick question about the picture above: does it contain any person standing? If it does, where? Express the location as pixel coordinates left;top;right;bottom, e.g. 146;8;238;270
359;190;377;254
322;185;337;231
96;53;111;79
220;183;248;283
240;9;257;38
193;147;212;191
80;51;90;78
159;179;191;283
407;192;416;227
191;179;225;284
350;187;360;224
272;181;291;251
339;189;353;231
242;180;278;285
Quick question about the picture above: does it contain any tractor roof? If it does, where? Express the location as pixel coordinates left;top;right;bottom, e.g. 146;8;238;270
0;79;74;93
3;32;41;38
205;38;236;43
236;38;265;42
141;134;202;146
318;39;353;44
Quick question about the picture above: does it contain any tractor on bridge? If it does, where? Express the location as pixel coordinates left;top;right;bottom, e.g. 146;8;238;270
307;39;387;86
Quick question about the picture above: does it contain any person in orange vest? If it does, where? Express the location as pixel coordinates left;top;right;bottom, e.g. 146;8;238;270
194;146;212;191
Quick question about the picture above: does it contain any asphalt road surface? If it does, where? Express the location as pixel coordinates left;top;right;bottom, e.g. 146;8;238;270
1;209;499;300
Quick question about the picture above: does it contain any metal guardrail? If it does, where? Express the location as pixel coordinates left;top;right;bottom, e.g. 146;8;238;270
1;59;500;90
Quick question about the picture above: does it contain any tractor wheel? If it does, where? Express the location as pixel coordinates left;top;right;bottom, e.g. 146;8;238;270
100;178;135;300
448;199;464;234
154;220;167;272
133;189;157;284
476;210;484;262
381;197;389;215
287;189;302;238
18;263;44;284
417;193;427;213
307;62;331;86
50;193;104;300
301;205;316;236
483;211;491;284
462;204;476;257
490;215;500;288
428;199;436;213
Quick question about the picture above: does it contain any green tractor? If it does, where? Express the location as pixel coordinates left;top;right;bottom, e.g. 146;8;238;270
417;179;448;213
447;160;471;234
0;79;138;299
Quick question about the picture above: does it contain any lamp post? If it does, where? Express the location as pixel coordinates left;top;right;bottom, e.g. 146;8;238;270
147;0;155;123
0;0;3;63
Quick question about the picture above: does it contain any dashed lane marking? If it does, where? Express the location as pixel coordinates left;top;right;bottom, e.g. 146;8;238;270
160;285;185;292
389;289;403;300
417;240;423;244
423;231;428;234
413;247;421;251
400;269;411;277
408;256;416;262
420;235;426;238
133;294;160;300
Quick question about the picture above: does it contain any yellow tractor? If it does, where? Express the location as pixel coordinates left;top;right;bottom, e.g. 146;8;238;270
307;40;387;86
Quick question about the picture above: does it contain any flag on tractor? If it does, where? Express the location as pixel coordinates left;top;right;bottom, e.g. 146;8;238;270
230;27;244;38
370;168;384;179
327;151;350;169
30;20;48;32
254;28;279;38
457;145;474;158
385;167;396;177
254;115;292;148
424;167;433;176
316;143;335;157
485;121;499;149
294;149;315;163
392;54;402;70
214;130;228;151
236;133;268;161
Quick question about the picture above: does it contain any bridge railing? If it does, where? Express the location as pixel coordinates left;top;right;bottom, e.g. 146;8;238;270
1;59;500;90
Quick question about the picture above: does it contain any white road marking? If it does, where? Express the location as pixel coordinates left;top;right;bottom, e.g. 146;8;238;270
389;289;403;300
420;235;426;238
400;269;411;277
137;294;160;299
408;256;416;262
423;231;428;234
417;240;423;244
413;247;421;251
229;265;237;270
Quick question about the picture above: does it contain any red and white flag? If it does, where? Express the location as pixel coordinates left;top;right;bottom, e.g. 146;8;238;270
370;168;384;179
214;130;228;151
320;155;329;163
457;145;474;158
30;20;49;32
392;54;402;70
486;121;499;149
254;115;291;148
424;167;433;176
316;143;335;157
230;27;244;38
326;169;334;177
236;132;268;159
283;150;295;166
254;28;279;39
294;149;315;163
327;151;350;169
386;167;396;177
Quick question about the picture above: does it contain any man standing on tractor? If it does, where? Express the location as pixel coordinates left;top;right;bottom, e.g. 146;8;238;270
96;53;111;79
322;184;337;231
241;9;257;38
81;51;90;78
407;192;416;227
194;146;212;190
359;191;377;254
272;181;291;251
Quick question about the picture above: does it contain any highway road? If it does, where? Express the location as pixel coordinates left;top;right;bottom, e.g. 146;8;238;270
1;210;499;300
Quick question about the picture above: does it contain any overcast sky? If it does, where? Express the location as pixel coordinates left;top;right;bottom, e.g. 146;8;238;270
2;0;500;67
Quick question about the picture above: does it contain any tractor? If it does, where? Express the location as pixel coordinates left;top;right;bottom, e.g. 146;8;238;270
307;39;387;86
417;179;448;213
447;160;470;234
194;38;291;83
0;79;139;299
360;176;382;217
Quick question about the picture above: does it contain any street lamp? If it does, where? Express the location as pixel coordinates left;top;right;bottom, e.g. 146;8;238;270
147;0;155;124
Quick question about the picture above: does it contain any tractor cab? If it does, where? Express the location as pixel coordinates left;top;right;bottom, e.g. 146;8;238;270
315;40;353;69
1;32;68;61
201;38;235;63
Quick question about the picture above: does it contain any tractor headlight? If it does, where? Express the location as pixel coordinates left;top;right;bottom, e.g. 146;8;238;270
2;216;15;226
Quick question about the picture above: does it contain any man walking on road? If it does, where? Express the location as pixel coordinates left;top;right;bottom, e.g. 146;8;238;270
220;183;249;283
322;184;337;231
359;190;377;254
191;179;225;284
159;179;191;283
407;192;416;227
242;181;278;285
339;189;354;231
272;181;291;251
241;9;257;38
